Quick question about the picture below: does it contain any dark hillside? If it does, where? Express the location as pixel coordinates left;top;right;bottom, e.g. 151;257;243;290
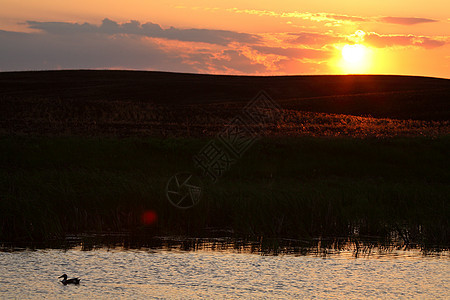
0;70;449;120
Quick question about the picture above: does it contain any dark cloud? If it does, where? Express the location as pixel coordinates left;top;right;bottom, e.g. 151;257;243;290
0;29;190;71
26;19;260;46
0;27;266;73
380;17;438;25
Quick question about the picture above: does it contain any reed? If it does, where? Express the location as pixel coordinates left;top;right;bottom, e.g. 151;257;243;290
1;135;449;248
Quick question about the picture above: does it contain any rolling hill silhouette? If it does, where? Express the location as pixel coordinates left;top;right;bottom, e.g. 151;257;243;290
1;70;449;120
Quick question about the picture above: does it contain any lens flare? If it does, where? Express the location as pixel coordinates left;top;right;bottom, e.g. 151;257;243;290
141;210;158;225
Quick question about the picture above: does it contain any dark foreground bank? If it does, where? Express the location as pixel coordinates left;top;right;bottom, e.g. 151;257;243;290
1;136;449;248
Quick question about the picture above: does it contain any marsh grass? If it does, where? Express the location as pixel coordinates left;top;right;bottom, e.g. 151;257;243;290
1;136;449;248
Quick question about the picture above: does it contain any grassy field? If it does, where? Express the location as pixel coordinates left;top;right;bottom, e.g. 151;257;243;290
1;95;449;137
0;70;449;249
1;71;449;137
1;136;449;248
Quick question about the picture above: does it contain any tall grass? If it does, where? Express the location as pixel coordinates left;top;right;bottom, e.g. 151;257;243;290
1;136;449;248
1;97;449;137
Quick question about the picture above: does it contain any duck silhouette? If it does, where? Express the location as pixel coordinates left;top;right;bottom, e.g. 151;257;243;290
58;274;80;285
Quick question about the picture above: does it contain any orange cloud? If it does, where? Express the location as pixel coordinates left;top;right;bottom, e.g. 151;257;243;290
0;18;448;76
252;46;332;61
286;32;341;46
362;32;446;49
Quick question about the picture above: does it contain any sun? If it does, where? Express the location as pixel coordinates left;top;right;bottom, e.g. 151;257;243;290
342;44;366;64
339;44;372;74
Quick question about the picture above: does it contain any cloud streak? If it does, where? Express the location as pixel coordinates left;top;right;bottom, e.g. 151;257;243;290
223;8;440;26
380;17;438;25
227;9;368;25
26;19;260;46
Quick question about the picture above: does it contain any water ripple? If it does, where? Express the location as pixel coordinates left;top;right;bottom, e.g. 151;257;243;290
0;248;449;299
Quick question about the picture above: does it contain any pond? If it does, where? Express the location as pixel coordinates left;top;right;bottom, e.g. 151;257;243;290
1;238;448;299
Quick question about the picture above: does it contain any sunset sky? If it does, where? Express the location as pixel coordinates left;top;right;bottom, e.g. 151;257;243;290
1;0;449;78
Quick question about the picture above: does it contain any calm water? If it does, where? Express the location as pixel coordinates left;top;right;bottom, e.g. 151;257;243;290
0;246;449;299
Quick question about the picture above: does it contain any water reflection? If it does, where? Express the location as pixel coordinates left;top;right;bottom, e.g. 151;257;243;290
0;243;448;299
2;234;448;259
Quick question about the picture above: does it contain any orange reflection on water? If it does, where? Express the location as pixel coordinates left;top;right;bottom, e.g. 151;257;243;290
0;244;448;299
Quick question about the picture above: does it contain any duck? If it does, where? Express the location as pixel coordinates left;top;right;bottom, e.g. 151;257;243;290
58;274;80;285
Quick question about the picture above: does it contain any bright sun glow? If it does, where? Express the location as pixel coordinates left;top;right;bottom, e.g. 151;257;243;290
339;44;372;74
342;44;366;64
